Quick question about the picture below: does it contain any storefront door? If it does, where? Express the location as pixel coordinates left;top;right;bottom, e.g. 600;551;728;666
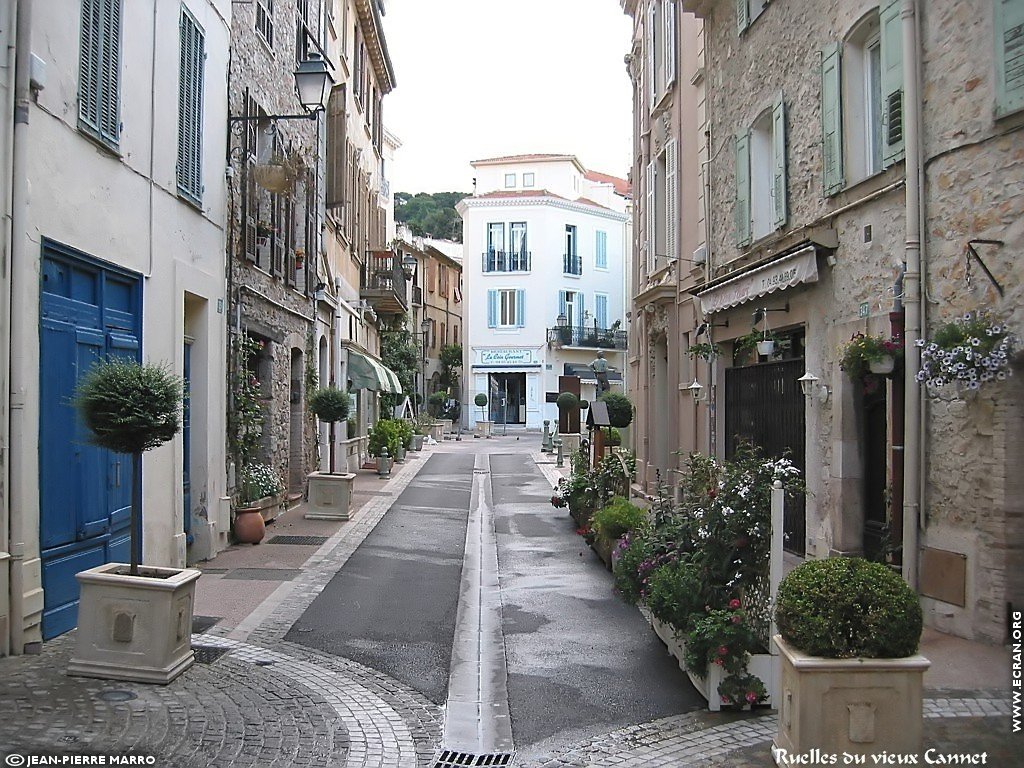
488;373;526;424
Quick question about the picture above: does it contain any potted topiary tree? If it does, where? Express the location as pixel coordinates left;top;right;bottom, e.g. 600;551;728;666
772;557;929;760
474;393;492;438
68;358;199;684
306;386;357;521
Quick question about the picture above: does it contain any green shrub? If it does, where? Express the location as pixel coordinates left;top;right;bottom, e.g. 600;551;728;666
427;391;447;418
308;386;351;424
578;398;590;410
645;557;706;630
367;418;402;458
613;532;649;604
599;391;633;427
605;427;621;446
395;419;414;449
592;496;645;541
556;391;579;411
474;393;488;407
775;557;923;658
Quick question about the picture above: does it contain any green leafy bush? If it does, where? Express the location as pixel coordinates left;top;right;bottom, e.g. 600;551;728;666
598;391;633;427
644;557;705;630
474;393;488;407
605;427;621;446
775;557;923;659
556;391;579;411
592;496;645;541
427;391;447;418
308;386;351;423
395;419;414;449
367;418;402;458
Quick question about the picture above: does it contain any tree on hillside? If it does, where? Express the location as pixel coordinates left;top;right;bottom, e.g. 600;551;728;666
395;191;469;242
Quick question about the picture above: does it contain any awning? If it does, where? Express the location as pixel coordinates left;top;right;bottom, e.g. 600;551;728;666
563;363;624;384
695;245;819;315
347;349;402;393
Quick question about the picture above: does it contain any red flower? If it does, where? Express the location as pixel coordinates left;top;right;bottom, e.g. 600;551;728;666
713;658;724;666
728;598;741;610
708;489;718;498
745;691;759;703
731;614;743;624
721;695;730;703
717;645;729;656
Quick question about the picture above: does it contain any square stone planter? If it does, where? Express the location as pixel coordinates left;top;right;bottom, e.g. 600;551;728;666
68;563;202;685
305;472;356;521
427;422;444;442
772;635;930;762
475;420;493;438
437;418;453;439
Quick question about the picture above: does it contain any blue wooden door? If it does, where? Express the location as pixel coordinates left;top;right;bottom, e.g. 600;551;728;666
39;243;140;639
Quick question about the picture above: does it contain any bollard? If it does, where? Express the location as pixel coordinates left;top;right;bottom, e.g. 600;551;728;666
554;437;564;467
542;420;553;453
456;427;462;441
377;447;391;478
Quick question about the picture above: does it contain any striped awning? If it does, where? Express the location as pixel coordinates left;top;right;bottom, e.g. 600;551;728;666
347;349;402;393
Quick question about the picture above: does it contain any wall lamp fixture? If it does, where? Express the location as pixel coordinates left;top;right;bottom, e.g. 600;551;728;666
798;371;829;404
229;54;333;122
686;379;708;403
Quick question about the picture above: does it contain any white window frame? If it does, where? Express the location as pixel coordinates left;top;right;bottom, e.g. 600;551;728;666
256;0;274;48
844;13;884;184
522;172;535;187
498;288;518;328
504;173;516;188
749;110;774;241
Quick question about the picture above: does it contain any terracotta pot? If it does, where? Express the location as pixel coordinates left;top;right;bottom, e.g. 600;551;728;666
233;509;265;544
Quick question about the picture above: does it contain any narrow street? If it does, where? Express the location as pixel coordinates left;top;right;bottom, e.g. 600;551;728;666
288;439;701;763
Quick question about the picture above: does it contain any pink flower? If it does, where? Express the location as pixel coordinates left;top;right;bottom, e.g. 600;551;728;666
745;691;759;703
717;646;729;656
731;615;743;624
721;695;730;703
728;598;741;610
713;658;724;666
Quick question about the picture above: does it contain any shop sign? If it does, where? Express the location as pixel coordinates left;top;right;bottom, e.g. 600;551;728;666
479;348;534;366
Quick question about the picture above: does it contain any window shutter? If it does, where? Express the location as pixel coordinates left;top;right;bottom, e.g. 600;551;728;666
665;1;677;89
646;160;656;271
772;92;788;230
98;0;122;145
879;0;905;167
79;0;101;132
515;289;525;327
177;9;205;203
559;290;567;320
576;292;585;327
734;132;751;247
821;43;844;196
736;0;749;35
996;0;1024;117
326;87;347;207
487;290;497;328
648;3;657;105
596;295;608;329
666;139;678;262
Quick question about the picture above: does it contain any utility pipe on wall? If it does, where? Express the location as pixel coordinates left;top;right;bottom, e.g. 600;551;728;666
900;0;923;590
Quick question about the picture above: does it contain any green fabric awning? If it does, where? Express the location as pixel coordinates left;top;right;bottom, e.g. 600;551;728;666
347;349;402;393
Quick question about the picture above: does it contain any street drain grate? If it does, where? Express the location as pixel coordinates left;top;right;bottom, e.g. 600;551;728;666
192;615;219;634
433;752;515;767
192;645;231;664
266;535;328;546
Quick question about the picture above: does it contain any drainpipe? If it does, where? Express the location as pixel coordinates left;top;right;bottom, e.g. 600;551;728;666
332;277;343;457
890;270;905;567
8;0;32;655
900;0;922;590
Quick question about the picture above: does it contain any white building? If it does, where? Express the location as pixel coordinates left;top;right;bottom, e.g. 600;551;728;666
1;0;231;650
458;155;631;430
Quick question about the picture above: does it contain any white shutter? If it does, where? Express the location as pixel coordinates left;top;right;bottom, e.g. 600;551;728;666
665;1;677;89
772;93;787;230
647;2;657;106
666;139;678;262
646;160;656;273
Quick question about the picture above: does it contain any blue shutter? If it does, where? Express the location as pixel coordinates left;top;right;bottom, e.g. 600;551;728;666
177;9;205;203
487;290;497;328
559;290;567;321
735;132;751;247
595;295;608;329
576;292;585;328
821;43;844;196
515;289;525;327
772;93;788;230
996;0;1024;117
879;0;905;168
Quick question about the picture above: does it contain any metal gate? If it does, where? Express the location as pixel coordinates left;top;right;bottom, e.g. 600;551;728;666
725;358;806;555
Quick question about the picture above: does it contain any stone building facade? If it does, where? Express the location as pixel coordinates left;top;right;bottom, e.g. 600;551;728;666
625;0;1023;643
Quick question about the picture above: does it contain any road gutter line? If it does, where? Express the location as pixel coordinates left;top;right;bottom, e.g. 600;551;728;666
442;452;514;753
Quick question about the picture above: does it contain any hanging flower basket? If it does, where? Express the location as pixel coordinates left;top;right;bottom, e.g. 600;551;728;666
756;340;775;357
253;163;295;194
915;311;1017;396
869;355;895;375
839;333;902;393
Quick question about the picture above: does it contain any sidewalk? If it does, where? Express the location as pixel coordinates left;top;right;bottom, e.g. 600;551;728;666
0;439;1016;768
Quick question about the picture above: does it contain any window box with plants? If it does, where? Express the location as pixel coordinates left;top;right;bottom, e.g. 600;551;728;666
772;557;929;759
68;359;199;685
306;386;356;521
839;332;903;393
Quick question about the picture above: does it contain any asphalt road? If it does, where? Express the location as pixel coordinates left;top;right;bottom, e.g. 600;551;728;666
287;441;702;757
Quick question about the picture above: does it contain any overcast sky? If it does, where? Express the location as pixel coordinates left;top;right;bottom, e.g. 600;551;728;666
382;0;634;194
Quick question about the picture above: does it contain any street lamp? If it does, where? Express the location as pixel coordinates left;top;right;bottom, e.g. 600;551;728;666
229;53;333;123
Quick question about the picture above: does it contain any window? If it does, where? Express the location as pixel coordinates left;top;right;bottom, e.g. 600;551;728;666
735;95;786;246
256;0;273;48
564;225;580;275
821;2;905;195
737;0;769;35
488;289;525;328
595;294;609;330
646;139;676;272
177;7;205;205
523;172;535;187
595;230;608;269
509;222;529;271
484;222;505;271
78;0;122;149
504;173;516;188
995;0;1024;117
559;290;583;328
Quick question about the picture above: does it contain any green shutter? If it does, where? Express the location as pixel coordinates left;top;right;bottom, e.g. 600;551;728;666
78;0;122;147
78;0;101;130
879;0;904;167
737;0;749;35
772;94;788;229
177;8;205;203
821;43;844;196
996;0;1024;117
735;132;751;247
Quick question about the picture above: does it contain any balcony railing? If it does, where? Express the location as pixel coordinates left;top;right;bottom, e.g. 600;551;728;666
360;249;409;314
563;253;582;275
546;324;626;350
482;249;531;273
